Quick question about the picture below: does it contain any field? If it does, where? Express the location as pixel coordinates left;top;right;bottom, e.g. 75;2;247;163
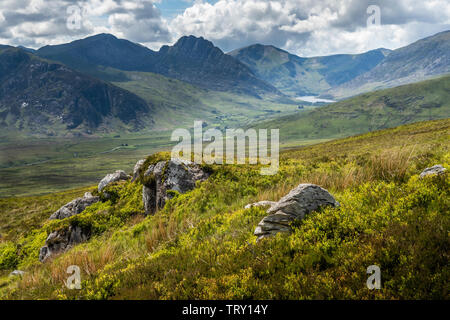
0;131;174;197
0;118;448;299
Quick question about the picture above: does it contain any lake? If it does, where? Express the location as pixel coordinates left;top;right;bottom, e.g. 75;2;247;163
296;96;336;103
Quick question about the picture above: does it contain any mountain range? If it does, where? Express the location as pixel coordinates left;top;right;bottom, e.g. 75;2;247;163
326;30;450;98
229;45;390;96
0;30;449;136
230;30;450;98
37;34;278;96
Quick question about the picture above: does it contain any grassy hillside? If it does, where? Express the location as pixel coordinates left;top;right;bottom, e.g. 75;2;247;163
257;74;450;147
113;70;299;130
0;118;448;299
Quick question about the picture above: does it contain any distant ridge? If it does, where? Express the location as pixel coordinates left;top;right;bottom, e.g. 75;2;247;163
229;43;389;96
326;30;450;98
37;34;280;96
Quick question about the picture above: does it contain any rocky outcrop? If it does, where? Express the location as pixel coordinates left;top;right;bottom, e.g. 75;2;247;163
254;184;339;240
419;165;447;178
41;193;98;261
39;169;131;262
142;159;209;215
49;192;99;220
98;170;130;192
39;158;209;261
39;225;91;262
132;159;145;181
244;201;277;209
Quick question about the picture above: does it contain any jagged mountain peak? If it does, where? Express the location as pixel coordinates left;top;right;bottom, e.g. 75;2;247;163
159;35;222;58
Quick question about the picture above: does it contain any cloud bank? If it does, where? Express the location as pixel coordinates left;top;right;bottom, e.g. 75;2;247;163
0;0;449;56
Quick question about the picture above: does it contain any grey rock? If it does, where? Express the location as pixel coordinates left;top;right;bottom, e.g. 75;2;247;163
254;184;339;240
132;159;145;182
49;192;99;220
245;201;277;209
98;170;130;192
142;158;209;215
39;225;91;262
9;270;26;277
419;165;447;178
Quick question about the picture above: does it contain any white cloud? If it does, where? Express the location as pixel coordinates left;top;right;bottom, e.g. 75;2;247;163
0;0;449;56
169;0;450;56
0;0;170;48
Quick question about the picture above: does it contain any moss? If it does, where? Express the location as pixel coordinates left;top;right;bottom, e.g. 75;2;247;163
166;189;180;199
142;173;156;189
138;152;171;183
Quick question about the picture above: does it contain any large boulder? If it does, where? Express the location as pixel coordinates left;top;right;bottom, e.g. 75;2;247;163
142;158;209;215
419;165;447;178
39;225;91;262
49;192;99;220
254;184;339;240
98;170;130;192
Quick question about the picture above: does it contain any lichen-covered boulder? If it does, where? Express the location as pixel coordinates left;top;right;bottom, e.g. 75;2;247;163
49;192;99;220
419;165;447;178
254;184;339;240
39;225;91;262
132;159;145;182
142;158;209;215
98;170;130;192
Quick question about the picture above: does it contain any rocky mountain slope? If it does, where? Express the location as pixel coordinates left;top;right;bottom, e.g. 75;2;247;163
327;30;450;98
229;44;389;96
0;47;152;136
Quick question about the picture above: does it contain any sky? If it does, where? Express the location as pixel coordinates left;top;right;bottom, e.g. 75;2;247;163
0;0;449;57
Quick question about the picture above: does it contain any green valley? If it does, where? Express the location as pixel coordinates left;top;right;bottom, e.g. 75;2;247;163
255;74;450;147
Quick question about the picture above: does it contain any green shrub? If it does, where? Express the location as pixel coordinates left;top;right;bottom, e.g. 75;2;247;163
0;242;18;270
